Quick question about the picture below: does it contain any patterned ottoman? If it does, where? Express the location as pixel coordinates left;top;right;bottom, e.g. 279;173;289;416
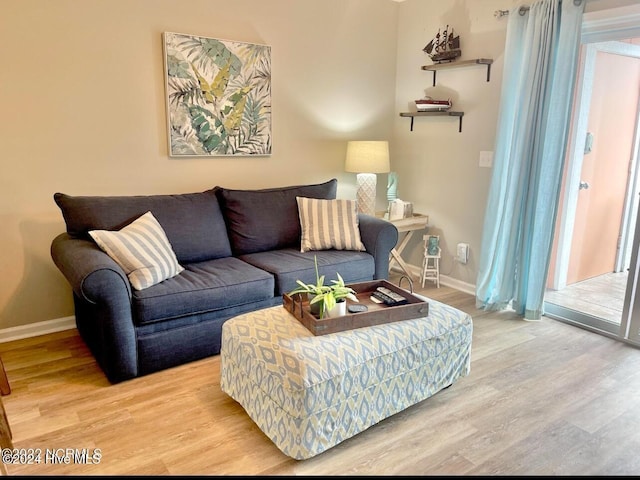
220;297;473;460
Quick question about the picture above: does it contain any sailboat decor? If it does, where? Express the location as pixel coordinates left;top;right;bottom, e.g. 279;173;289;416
423;25;461;64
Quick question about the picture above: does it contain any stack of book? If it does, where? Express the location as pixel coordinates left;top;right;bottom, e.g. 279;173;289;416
414;98;452;111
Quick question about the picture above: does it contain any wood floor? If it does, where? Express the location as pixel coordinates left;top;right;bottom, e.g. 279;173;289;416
2;278;640;475
545;272;628;324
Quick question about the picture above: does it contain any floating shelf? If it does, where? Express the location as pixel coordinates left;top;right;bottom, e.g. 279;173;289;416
399;111;464;132
421;58;494;86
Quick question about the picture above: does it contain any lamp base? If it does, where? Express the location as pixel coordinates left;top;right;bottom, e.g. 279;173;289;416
356;173;377;216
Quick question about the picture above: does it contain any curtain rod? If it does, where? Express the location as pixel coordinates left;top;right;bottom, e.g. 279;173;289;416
494;0;582;19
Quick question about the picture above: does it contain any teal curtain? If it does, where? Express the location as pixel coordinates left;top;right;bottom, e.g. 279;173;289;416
476;0;585;320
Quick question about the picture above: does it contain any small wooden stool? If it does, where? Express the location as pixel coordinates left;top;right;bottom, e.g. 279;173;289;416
421;234;441;288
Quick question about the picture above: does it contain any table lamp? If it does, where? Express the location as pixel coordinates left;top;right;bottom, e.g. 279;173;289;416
345;141;390;216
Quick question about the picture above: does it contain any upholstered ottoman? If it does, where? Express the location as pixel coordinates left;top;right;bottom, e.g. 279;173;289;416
220;298;472;460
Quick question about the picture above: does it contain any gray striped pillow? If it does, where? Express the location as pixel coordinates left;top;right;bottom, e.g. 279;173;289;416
297;197;366;253
89;211;184;290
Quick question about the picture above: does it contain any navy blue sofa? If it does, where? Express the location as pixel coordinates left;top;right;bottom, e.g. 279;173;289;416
50;179;398;383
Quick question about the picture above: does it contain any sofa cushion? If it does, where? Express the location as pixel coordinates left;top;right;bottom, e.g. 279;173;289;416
89;211;184;290
131;257;274;325
238;248;374;296
216;179;337;255
296;197;366;253
54;189;232;264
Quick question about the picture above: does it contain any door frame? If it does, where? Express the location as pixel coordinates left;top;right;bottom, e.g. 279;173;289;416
622;192;640;344
617;97;640;273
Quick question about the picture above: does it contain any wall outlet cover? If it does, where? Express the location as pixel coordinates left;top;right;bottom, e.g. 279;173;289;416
457;243;469;264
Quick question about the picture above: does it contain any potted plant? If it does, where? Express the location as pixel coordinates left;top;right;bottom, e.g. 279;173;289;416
289;256;358;319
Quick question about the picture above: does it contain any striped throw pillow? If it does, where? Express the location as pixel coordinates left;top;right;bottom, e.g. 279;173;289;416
297;197;366;253
89;211;184;290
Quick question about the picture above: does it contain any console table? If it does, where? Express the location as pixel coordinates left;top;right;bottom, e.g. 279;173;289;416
379;213;429;280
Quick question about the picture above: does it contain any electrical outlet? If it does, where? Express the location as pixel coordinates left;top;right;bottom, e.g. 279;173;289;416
457;243;469;264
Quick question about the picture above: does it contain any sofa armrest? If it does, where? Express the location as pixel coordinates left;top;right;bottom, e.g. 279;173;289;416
51;233;132;304
358;214;398;280
51;233;138;382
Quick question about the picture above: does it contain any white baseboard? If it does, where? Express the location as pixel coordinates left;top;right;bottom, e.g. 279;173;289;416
439;275;476;296
391;264;476;296
0;316;76;343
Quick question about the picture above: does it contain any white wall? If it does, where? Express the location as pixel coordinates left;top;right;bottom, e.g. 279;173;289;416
389;0;633;289
391;0;509;287
585;0;640;12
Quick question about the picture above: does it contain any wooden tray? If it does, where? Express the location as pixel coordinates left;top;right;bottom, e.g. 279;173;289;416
282;280;429;335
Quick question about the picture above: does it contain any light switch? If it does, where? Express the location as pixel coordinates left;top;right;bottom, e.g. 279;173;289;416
479;151;493;168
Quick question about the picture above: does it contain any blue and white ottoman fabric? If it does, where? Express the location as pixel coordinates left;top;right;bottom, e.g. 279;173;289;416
220;298;472;460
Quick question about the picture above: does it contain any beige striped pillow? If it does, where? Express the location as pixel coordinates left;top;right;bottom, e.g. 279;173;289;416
89;211;184;290
297;197;366;253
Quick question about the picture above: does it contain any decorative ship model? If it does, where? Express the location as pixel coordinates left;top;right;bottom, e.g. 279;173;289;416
423;25;461;64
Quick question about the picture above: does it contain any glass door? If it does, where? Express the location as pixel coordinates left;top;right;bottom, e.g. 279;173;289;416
545;37;640;338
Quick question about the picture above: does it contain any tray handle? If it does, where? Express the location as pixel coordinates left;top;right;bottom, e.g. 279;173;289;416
398;275;414;293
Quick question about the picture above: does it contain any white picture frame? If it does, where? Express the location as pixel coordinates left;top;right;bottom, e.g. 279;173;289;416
163;32;272;157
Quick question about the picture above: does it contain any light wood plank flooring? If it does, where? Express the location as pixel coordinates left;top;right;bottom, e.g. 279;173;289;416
2;278;640;475
545;272;628;324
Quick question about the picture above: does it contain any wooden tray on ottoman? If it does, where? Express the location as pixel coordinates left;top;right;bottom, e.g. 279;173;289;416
282;280;429;335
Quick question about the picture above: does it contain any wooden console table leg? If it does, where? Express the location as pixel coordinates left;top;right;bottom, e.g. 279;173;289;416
389;231;418;280
390;248;414;280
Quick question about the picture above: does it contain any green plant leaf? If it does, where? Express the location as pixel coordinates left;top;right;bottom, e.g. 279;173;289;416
177;36;242;79
223;93;248;132
191;64;215;104
199;38;242;76
323;292;336;312
211;62;231;99
188;106;225;153
166;54;192;79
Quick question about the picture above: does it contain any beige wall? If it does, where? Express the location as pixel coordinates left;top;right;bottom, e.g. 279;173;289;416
392;0;509;285
0;0;632;331
0;0;398;329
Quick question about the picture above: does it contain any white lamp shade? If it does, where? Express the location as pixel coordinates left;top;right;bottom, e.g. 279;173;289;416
345;141;390;216
345;141;390;174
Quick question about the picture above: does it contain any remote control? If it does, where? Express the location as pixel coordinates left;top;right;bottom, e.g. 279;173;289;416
372;291;405;306
377;287;406;301
372;287;408;306
378;287;409;304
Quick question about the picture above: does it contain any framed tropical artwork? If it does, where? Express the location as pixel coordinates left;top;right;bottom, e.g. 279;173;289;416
163;32;272;157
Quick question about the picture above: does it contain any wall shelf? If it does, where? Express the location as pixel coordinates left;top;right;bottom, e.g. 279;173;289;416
399;111;464;132
421;58;494;86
